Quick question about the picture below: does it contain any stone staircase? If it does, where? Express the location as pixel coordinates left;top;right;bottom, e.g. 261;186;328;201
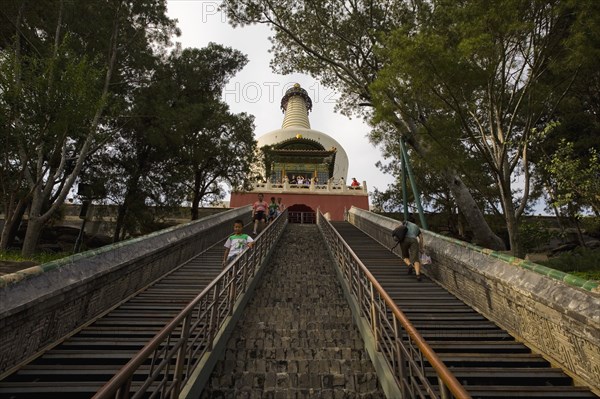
201;224;385;398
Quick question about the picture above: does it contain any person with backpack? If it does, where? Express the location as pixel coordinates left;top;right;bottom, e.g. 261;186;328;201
393;215;425;281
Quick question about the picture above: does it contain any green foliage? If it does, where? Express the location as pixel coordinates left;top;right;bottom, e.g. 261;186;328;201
542;139;600;216
518;221;559;254
0;0;179;254
0;250;69;265
3;37;104;139
372;1;567;192
581;217;600;238
1;0;253;245
370;186;406;214
539;248;600;282
99;42;255;237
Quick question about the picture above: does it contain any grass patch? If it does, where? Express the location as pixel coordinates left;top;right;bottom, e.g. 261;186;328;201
538;247;600;282
0;250;70;265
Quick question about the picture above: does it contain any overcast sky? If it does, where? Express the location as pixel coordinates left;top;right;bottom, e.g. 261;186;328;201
166;0;395;200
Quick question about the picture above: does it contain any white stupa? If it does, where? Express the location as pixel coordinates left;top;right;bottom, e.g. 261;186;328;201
256;84;349;181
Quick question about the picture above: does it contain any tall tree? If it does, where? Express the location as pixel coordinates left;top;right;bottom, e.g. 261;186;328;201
223;0;506;250
225;0;600;254
531;0;600;226
541;139;600;245
0;0;177;255
370;0;582;255
0;0;104;253
164;46;255;220
105;43;255;239
183;106;256;220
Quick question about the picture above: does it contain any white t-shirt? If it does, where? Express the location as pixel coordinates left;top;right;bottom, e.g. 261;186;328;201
224;233;254;258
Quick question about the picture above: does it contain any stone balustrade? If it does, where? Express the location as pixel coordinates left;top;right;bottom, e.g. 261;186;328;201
247;179;368;195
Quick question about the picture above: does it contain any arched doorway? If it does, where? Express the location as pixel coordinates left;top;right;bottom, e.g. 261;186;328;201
287;204;316;224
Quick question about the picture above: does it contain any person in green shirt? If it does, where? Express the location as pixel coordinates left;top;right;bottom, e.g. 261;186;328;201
222;220;254;267
267;196;279;223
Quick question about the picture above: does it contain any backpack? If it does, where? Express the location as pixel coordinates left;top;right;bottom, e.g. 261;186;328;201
392;223;408;242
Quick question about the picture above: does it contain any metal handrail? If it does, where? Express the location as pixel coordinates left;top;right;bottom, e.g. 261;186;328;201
317;211;471;399
93;210;288;399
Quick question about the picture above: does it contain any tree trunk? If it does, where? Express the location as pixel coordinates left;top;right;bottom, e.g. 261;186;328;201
504;208;521;257
574;219;586;248
191;196;200;220
114;187;136;242
1;218;17;250
457;212;466;238
1;206;20;249
114;170;143;242
0;200;28;248
191;170;202;220
21;216;44;257
19;5;120;255
441;169;506;250
571;213;587;248
497;168;522;257
21;183;46;257
1;2;26;250
113;201;129;242
395;115;505;250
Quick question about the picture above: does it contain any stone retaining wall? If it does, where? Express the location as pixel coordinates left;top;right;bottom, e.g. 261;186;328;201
0;207;251;377
347;206;600;395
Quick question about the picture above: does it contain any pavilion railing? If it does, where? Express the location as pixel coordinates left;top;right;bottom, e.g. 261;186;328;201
250;179;367;194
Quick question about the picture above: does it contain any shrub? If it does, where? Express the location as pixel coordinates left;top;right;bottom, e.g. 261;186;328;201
539;247;600;281
0;250;69;264
518;221;558;253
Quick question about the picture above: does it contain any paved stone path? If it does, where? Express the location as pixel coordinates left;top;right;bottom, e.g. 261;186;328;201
201;224;385;398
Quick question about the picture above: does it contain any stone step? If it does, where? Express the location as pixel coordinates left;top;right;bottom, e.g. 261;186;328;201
225;338;366;350
238;317;356;327
207;371;382;395
202;388;385;399
240;307;353;315
235;322;362;333
246;297;351;305
228;327;363;341
222;347;372;361
201;225;385;396
212;358;378;375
